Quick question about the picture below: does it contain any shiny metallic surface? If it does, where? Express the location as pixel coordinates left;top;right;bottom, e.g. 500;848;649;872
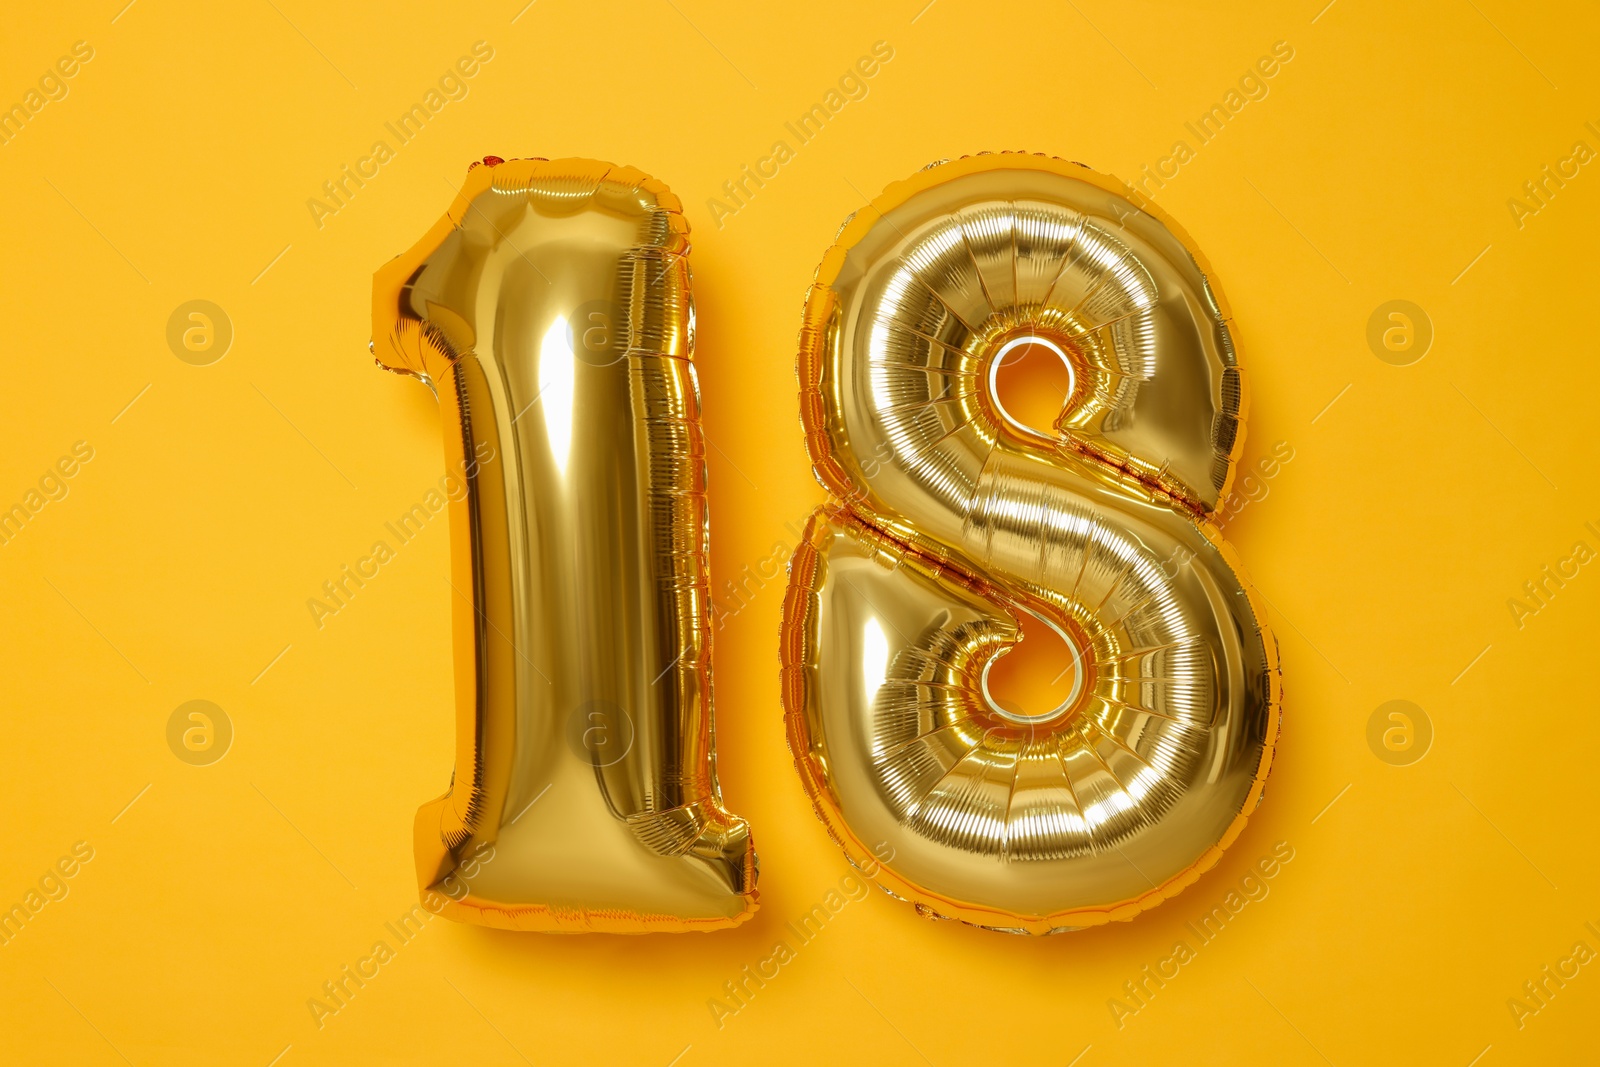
372;157;756;932
782;153;1281;933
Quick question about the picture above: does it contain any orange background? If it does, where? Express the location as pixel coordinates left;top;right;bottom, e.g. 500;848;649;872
2;1;1597;1064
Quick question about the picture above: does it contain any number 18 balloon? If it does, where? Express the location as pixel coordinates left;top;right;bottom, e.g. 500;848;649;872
371;157;757;932
781;153;1281;933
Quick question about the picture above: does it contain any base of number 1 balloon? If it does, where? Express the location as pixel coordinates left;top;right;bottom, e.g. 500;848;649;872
782;153;1281;934
373;157;757;933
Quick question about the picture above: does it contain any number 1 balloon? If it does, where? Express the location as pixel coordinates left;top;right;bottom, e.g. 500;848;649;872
781;153;1281;932
371;157;757;932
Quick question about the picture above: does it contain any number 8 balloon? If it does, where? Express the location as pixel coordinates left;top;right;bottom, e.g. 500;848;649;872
782;153;1281;932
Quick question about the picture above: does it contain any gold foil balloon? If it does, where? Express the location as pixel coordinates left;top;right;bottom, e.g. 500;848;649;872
371;157;757;932
781;153;1281;933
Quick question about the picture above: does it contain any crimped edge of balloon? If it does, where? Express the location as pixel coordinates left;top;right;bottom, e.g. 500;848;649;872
427;896;760;934
420;846;761;935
